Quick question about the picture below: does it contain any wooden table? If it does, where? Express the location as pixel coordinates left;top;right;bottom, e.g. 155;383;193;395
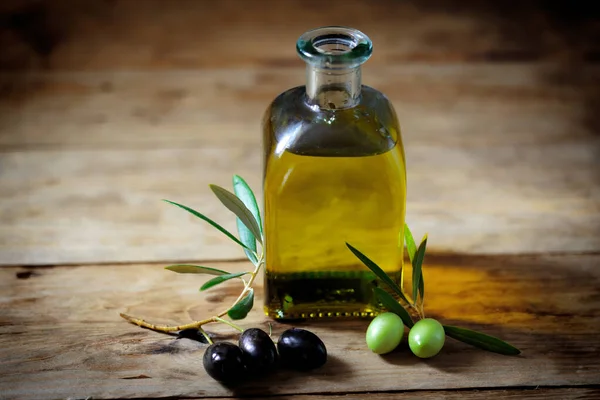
1;1;599;399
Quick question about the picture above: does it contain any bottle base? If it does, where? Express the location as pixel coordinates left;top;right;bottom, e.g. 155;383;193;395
264;306;379;320
263;270;402;320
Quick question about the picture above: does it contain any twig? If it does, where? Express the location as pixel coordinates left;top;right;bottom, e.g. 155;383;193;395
121;257;263;333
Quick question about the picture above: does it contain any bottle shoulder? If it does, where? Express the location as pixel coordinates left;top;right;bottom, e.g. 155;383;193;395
263;86;401;157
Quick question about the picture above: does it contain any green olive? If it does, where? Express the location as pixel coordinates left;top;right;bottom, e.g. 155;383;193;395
408;318;445;358
366;312;404;354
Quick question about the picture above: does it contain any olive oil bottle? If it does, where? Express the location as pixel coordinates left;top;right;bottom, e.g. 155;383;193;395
262;27;406;319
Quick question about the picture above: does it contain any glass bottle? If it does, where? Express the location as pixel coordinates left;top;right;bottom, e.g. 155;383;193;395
262;26;406;319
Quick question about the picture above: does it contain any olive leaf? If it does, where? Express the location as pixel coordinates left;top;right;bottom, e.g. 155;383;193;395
418;271;425;304
232;176;261;265
411;234;427;305
200;272;249;291
228;289;254;320
209;185;263;245
163;200;250;250
346;243;410;305
405;224;426;304
404;224;417;263
374;287;414;328
165;264;229;275
233;175;263;233
443;325;521;356
235;218;258;264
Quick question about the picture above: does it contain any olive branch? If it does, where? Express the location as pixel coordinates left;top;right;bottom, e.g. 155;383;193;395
347;226;521;356
120;175;263;336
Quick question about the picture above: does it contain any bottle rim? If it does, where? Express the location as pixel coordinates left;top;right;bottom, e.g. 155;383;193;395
296;26;373;69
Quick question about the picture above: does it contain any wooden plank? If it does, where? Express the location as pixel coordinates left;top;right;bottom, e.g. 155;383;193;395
1;64;599;149
2;0;597;71
0;146;262;265
0;65;600;264
0;255;599;399
1;140;598;265
0;65;598;264
207;388;600;399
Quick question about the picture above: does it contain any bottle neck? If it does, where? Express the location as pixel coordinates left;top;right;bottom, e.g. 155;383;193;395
305;65;361;110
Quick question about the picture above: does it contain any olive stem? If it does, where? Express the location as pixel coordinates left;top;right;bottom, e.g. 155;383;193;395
120;254;264;334
214;316;244;332
199;327;213;344
400;289;424;320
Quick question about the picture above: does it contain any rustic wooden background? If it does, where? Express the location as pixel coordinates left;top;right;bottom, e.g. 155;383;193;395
0;1;599;399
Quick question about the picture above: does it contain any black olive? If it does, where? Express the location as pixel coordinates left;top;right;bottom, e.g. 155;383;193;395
277;328;327;370
177;328;210;343
239;328;278;375
203;342;245;383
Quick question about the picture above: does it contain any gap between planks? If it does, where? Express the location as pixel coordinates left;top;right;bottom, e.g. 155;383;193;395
182;386;600;400
2;250;600;269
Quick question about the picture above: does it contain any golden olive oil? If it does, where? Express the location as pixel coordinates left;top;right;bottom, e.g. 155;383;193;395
262;27;406;319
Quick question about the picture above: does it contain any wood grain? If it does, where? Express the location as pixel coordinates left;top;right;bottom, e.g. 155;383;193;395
0;1;598;399
1;254;598;399
1;0;598;71
0;65;598;264
2;64;599;149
